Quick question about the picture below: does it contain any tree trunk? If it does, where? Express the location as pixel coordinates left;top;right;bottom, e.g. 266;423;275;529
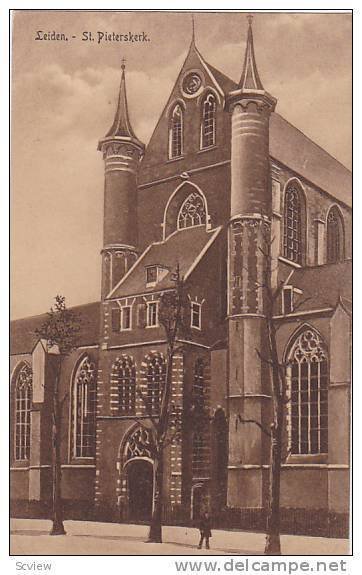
50;366;66;536
264;318;284;555
148;453;164;542
265;414;282;554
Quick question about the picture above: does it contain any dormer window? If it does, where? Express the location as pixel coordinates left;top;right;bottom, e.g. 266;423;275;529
146;266;157;285
146;265;169;287
283;287;293;314
191;301;202;330
282;286;303;315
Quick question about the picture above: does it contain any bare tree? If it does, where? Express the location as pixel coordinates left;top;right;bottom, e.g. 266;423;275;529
35;295;80;536
136;265;187;543
236;223;309;555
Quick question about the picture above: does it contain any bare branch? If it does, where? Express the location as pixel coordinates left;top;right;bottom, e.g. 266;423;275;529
255;347;274;366
236;414;272;438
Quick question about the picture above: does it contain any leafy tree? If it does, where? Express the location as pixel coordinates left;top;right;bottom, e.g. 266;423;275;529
35;295;80;535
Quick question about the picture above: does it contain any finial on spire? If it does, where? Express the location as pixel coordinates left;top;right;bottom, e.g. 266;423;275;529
98;57;144;149
239;14;264;91
191;14;195;44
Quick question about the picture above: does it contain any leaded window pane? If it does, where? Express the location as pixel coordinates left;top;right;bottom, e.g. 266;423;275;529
170;104;183;158
74;357;97;458
15;364;32;461
192;431;210;478
288;329;328;455
112;356;136;416
146;355;166;415
201;94;216;149
283;186;302;264
327;207;343;264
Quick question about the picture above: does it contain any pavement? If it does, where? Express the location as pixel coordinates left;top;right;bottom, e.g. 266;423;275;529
10;519;350;556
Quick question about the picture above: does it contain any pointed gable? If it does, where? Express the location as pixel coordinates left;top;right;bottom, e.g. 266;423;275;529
138;36;234;185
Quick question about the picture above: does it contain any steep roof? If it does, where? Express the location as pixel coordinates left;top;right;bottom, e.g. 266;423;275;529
270;113;351;207
205;62;238;94
204;60;351;206
287;260;352;313
10;302;100;356
204;61;351;206
108;226;222;299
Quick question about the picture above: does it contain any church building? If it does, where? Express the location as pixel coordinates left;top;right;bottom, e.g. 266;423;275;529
10;19;351;537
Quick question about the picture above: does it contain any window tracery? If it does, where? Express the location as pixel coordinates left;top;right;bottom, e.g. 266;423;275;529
177;192;206;230
15;364;32;461
124;427;154;462
288;329;328;455
73;356;97;458
283;185;303;264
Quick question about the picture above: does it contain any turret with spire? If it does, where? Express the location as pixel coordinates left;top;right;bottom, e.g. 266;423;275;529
227;15;277;217
226;16;277;499
98;60;144;298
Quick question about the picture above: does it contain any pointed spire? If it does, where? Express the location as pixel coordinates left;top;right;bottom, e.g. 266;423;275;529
102;58;142;145
239;14;264;90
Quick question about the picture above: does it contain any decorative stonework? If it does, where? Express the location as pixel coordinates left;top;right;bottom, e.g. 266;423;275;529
228;217;270;316
124;426;154;462
178;192;206;229
103;142;142;161
181;71;204;98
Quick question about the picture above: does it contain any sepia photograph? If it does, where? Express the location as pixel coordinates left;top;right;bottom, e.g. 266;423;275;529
10;9;352;558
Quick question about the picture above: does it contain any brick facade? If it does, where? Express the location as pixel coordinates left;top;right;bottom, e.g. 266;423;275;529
10;21;351;536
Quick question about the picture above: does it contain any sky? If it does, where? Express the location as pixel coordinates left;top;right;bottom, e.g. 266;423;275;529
11;10;352;320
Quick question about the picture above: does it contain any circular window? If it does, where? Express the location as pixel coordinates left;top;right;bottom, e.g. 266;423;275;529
182;72;203;96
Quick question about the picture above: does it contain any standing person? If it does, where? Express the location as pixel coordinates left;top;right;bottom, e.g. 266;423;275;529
198;510;212;549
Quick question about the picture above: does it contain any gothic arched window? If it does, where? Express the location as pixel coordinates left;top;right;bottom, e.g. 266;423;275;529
169;104;183;159
287;328;328;455
112;356;136;415
327;206;344;264
14;363;32;461
146;355;166;415
193;359;205;411
201;93;216;149
73;356;97;458
283;184;304;264
177;192;206;230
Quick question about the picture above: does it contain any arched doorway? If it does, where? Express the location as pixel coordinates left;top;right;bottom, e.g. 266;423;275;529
126;459;153;522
